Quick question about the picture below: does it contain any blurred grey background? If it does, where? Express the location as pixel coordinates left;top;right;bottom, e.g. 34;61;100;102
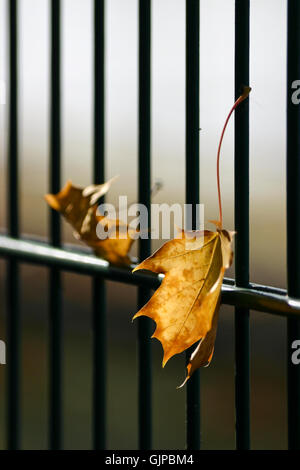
0;0;289;449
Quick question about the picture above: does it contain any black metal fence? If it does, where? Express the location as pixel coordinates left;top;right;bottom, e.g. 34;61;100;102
0;0;300;450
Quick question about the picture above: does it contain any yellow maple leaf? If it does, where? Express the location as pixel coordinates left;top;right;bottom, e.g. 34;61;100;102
133;226;234;385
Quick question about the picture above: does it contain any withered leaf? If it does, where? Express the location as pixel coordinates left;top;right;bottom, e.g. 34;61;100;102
45;177;136;266
132;225;234;386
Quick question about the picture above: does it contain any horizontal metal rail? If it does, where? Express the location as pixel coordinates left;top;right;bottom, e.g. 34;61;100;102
0;234;299;319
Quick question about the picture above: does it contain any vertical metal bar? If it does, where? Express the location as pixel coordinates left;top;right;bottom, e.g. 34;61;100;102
49;0;62;450
286;0;300;450
8;0;18;239
93;0;106;450
185;0;200;450
138;0;152;450
7;0;20;450
234;0;250;450
94;0;105;184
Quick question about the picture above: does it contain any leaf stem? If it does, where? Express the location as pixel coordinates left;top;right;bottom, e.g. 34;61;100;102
216;86;251;228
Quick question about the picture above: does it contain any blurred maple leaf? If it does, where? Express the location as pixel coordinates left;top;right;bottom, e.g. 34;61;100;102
45;176;136;266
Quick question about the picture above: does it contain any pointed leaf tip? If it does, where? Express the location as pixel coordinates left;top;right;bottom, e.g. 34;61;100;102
177;375;189;389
